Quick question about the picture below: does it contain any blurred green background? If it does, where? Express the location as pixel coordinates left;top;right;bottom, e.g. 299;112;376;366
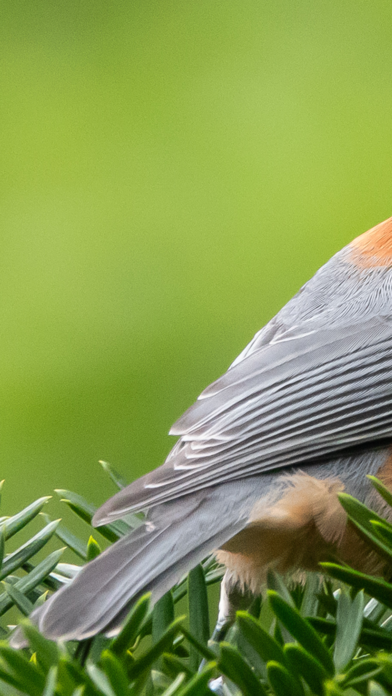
0;0;391;519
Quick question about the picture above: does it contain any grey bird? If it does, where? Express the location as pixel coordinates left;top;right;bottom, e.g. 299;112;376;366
18;215;392;642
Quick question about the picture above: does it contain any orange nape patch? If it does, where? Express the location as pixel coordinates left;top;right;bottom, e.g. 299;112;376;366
216;473;388;592
349;216;392;268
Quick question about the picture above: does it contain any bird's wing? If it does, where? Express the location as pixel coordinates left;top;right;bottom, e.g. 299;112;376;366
94;315;392;523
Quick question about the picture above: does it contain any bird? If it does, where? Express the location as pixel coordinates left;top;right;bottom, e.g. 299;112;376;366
20;215;392;642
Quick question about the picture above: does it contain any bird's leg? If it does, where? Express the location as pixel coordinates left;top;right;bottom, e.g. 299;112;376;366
211;569;255;642
200;569;256;672
204;570;258;692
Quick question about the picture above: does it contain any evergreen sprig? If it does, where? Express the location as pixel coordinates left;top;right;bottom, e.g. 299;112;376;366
0;468;392;694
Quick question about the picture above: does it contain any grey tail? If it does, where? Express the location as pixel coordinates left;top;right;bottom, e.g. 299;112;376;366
24;490;247;642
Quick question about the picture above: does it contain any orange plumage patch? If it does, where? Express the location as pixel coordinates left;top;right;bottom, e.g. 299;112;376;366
216;474;347;592
216;472;392;592
349;216;392;268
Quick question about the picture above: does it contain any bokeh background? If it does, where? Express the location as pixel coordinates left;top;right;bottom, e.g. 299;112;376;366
1;0;392;521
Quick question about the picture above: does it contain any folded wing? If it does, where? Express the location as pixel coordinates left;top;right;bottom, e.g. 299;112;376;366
94;315;392;524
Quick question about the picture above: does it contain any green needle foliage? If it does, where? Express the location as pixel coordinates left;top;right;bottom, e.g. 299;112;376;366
2;470;392;694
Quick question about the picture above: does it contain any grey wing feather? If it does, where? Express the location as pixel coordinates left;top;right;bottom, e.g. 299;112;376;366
94;315;392;524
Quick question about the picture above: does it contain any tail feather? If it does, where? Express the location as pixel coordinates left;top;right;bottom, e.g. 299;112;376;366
10;476;273;645
38;523;244;641
37;480;262;641
100;522;245;637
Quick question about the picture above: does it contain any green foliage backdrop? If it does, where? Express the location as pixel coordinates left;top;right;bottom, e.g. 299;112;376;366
1;0;392;515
